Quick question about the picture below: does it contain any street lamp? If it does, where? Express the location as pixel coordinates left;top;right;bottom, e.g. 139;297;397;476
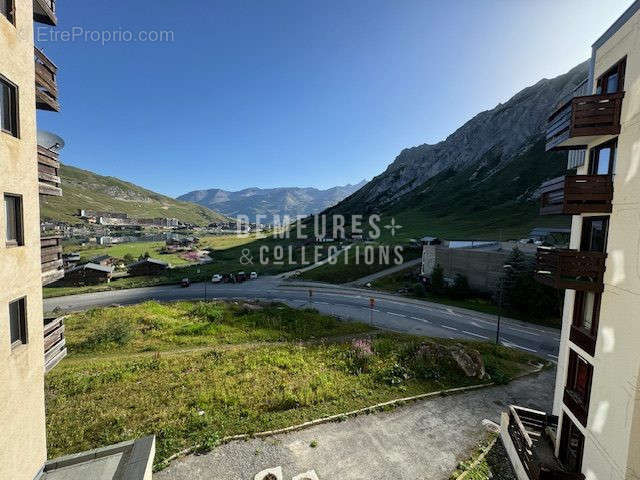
496;264;513;345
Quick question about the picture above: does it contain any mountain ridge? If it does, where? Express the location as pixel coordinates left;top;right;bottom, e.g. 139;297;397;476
178;180;367;219
40;164;229;225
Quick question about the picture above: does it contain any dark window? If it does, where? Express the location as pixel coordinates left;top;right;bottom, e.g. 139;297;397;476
4;194;23;246
573;292;600;335
588;139;616;175
580;216;608;253
9;297;27;347
596;57;626;94
566;350;593;410
0;0;15;24
559;414;585;473
571;292;601;355
0;76;19;137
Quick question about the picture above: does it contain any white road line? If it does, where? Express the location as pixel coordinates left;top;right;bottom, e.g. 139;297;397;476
370;308;381;312
386;312;406;317
410;316;430;323
446;308;462;317
441;325;458;331
462;330;490;340
547;354;558;359
506;326;541;337
502;341;538;353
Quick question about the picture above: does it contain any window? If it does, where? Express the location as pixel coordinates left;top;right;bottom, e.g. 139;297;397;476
588;139;616;175
0;0;15;24
0;76;18;137
564;349;593;425
9;297;27;347
596;57;626;94
559;414;585;473
580;216;609;253
4;194;23;246
571;292;601;355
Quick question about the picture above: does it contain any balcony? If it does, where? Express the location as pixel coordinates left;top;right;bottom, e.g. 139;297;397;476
41;235;64;286
35;47;60;112
546;93;624;151
501;406;584;480
33;0;57;26
539;175;613;215
38;145;62;196
44;316;66;372
535;248;606;292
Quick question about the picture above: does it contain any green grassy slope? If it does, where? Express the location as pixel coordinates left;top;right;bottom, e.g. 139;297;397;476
40;164;228;225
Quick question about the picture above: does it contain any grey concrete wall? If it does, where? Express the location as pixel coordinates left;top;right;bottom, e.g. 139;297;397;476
433;247;513;294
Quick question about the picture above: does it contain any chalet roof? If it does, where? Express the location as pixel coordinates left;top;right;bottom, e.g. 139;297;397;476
128;258;169;268
90;255;112;262
68;263;114;274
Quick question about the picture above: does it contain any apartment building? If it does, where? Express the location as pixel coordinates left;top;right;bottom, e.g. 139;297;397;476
502;2;640;479
1;2;154;479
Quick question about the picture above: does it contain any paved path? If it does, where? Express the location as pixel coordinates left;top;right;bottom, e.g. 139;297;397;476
44;277;561;361
346;257;421;286
155;368;556;480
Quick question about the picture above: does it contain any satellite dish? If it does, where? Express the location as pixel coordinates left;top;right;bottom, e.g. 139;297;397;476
37;130;66;152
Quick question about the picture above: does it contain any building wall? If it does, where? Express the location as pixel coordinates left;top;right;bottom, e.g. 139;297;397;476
0;2;48;480
553;6;640;479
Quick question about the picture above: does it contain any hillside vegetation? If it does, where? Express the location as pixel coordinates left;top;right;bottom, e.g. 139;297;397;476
40;164;228;225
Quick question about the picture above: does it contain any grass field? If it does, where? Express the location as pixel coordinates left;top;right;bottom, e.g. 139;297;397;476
45;301;540;468
69;241;192;266
46;235;344;298
299;243;421;284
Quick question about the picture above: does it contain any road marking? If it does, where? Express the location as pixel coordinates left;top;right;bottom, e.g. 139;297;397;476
506;326;541;337
547;354;558;359
370;308;381;312
441;325;458;331
410;316;430;323
462;330;490;340
386;312;406;317
446;308;462;317
502;341;538;353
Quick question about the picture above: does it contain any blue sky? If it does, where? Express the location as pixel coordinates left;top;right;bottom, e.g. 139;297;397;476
37;0;632;197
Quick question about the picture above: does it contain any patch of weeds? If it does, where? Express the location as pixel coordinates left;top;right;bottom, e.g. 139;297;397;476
310;440;318;448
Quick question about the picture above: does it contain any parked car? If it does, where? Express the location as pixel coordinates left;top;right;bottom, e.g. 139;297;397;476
211;274;223;283
236;271;247;283
181;278;191;288
250;271;258;280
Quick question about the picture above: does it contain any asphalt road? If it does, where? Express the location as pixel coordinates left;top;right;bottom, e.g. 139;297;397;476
44;277;561;361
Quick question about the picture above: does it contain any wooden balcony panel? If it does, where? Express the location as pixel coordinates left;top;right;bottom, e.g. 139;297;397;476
41;236;64;285
535;248;606;291
546;93;624;151
539;175;613;216
35;47;60;112
44;316;67;372
33;0;57;26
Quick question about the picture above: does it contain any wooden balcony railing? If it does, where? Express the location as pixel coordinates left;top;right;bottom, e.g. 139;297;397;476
38;145;62;196
546;92;624;151
539;175;613;215
35;47;60;112
506;406;583;480
535;248;606;291
41;235;64;286
33;0;57;26
44;316;66;372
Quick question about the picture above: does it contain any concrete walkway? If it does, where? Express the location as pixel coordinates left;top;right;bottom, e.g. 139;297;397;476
155;368;556;480
347;258;421;286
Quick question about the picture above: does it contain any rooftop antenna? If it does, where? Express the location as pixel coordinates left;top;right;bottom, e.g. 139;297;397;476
37;130;66;153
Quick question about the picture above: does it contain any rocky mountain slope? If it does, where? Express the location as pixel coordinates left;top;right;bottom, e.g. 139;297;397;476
178;181;367;219
326;62;589;239
40;164;228;225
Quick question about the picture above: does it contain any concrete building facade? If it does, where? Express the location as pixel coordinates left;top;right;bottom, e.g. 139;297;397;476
503;2;640;479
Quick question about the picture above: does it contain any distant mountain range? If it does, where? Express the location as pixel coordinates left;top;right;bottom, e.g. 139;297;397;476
178;181;367;219
324;62;588;239
40;164;229;225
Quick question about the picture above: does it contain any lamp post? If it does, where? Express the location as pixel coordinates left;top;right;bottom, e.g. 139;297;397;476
497;264;513;345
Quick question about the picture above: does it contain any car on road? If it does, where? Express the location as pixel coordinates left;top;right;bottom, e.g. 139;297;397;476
211;274;223;283
181;278;191;288
250;272;258;280
236;271;247;283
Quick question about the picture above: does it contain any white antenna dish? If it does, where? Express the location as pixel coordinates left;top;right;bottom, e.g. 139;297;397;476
37;130;66;152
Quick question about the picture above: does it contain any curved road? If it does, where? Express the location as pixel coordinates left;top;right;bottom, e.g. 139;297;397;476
44;277;561;361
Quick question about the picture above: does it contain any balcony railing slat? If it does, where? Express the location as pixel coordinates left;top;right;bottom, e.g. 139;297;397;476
535;248;606;291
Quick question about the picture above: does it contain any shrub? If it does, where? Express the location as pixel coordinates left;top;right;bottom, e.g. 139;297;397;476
344;338;374;375
430;263;447;295
450;274;472;300
412;282;426;298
